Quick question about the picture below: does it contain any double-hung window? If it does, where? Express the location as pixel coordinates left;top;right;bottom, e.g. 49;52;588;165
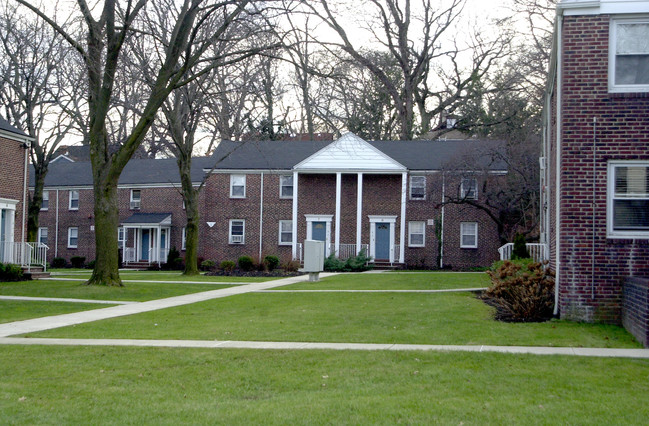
279;220;293;245
181;227;187;250
608;161;649;238
408;221;425;247
410;176;426;200
69;190;79;210
230;175;246;198
461;178;478;200
38;227;48;245
68;227;78;248
610;19;649;92
229;220;245;244
118;227;126;249
41;191;49;211
130;190;141;210
460;222;478;248
280;175;293;198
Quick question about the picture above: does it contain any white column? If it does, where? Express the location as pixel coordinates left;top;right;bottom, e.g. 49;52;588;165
399;172;407;263
335;172;341;257
356;173;363;252
291;171;298;260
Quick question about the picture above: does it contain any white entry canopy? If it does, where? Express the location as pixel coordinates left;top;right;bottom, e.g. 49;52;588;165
294;132;406;173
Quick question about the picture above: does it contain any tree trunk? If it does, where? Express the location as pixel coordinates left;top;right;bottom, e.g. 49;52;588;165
179;155;200;276
27;165;48;242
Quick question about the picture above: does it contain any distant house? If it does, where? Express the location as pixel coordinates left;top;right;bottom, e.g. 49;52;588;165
0;116;32;264
541;0;649;344
34;133;506;269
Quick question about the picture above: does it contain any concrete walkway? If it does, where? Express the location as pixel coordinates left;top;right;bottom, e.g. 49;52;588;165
0;295;136;305
0;337;647;358
0;273;336;338
260;288;486;293
43;277;242;285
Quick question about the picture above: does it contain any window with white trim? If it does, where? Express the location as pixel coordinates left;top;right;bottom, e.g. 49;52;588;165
409;176;426;200
279;220;293;245
280;175;293;198
230;174;246;198
118;227;126;249
460;222;478;248
610;19;649;92
130;189;141;210
181;227;186;250
38;227;48;245
69;190;79;210
41;191;49;211
408;221;425;247
608;162;649;238
229;219;245;244
68;227;78;248
461;178;478;200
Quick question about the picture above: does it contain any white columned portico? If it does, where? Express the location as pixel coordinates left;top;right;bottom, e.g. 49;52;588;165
335;172;341;256
400;172;407;263
356;173;363;250
291;171;299;260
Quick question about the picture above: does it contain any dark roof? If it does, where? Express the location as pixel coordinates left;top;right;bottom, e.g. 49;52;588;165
0;116;28;138
122;213;172;225
210;138;507;171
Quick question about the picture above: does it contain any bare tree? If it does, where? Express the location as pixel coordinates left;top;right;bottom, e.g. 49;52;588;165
17;0;255;286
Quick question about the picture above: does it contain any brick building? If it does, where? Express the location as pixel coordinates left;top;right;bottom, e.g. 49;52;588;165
0;116;32;264
541;0;649;336
34;133;505;269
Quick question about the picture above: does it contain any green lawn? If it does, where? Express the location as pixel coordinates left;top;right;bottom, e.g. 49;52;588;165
285;271;489;290
28;292;640;348
0;345;647;424
0;280;236;302
0;300;115;324
50;270;281;283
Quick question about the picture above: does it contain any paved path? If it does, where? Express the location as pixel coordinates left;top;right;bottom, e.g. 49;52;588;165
43;277;242;285
0;295;135;305
260;288;486;293
0;274;336;338
0;337;647;358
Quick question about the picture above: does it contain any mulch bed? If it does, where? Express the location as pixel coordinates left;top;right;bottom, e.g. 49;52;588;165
205;269;304;278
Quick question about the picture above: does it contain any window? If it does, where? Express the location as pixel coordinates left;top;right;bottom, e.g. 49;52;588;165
230;174;246;198
408;221;425;247
229;219;245;244
38;227;48;245
460;222;478;248
130;189;141;210
68;227;78;248
181;227;186;250
41;191;49;211
118;227;126;249
280;175;293;198
279;220;293;245
461;178;478;200
69;190;79;210
610;19;649;92
410;176;426;200
608;162;649;238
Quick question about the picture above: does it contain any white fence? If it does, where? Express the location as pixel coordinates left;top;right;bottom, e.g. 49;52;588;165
330;243;369;259
0;242;49;271
498;243;548;263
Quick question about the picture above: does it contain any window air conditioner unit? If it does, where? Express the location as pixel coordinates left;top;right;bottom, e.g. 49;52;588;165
231;235;243;244
130;200;141;210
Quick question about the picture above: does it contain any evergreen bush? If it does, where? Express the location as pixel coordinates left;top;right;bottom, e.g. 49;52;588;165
238;255;255;272
264;255;280;271
220;260;236;273
70;256;86;268
0;263;24;281
511;233;530;260
51;257;66;268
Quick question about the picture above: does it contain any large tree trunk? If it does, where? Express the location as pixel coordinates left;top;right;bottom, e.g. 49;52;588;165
179;155;200;276
27;165;48;242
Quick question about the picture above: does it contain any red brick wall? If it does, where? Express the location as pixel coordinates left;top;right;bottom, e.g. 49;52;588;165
549;15;649;323
0;136;27;242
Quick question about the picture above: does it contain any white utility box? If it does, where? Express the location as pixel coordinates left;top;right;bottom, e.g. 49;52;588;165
303;239;325;281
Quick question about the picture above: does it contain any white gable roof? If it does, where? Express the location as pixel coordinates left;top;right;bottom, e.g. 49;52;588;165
294;132;406;172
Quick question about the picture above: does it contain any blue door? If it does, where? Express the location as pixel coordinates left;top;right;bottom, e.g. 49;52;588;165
141;229;150;261
375;223;390;260
312;222;326;242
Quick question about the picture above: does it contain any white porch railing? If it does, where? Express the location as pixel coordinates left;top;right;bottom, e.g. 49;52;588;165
498;243;548;263
0;242;49;272
330;243;370;259
124;247;137;263
294;243;303;262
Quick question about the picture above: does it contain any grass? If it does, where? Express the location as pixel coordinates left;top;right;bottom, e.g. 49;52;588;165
0;300;114;324
0;280;236;302
28;292;641;348
50;270;280;283
285;271;489;290
0;345;647;424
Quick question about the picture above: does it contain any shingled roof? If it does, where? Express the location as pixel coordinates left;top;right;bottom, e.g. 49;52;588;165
0;116;29;138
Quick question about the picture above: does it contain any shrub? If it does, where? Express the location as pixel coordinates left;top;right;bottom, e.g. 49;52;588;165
87;260;96;269
238;255;255;272
484;259;555;322
200;260;216;271
70;256;86;268
511;233;530;260
51;257;66;268
263;255;280;271
0;263;24;282
220;260;236;273
323;254;345;271
281;260;300;273
344;249;372;272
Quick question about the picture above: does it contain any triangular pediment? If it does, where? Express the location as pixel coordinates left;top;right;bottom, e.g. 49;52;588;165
294;133;406;172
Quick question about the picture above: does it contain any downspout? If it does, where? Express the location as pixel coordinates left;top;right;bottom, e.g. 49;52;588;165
259;172;264;262
21;141;30;246
591;117;597;300
55;189;59;258
440;173;445;268
554;13;563;316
